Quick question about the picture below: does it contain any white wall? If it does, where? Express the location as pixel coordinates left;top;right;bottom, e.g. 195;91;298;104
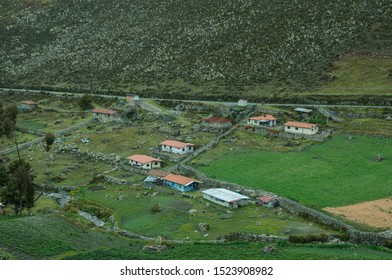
284;126;318;135
129;160;161;169
161;145;194;155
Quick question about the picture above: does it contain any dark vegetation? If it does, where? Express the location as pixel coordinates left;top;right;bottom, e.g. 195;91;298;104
0;0;391;98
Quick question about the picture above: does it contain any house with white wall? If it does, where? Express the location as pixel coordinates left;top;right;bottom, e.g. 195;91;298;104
284;121;318;135
160;140;195;155
247;115;277;127
162;174;201;192
202;188;250;208
128;155;162;169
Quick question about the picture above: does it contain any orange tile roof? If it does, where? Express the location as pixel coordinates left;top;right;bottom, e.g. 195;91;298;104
127;155;162;164
92;108;117;115
162;174;201;186
249;114;276;121
22;100;37;105
284;121;317;129
160;140;194;149
203;117;231;123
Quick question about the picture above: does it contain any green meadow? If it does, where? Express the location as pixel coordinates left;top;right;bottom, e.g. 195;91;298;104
197;135;392;208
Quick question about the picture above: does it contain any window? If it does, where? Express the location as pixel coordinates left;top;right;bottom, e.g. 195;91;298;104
287;126;291;129
146;164;150;167
182;148;185;151
295;127;298;130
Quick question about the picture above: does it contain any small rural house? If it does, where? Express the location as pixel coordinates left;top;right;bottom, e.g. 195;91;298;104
128;155;162;169
202;188;250;208
247;115;277;127
92;108;118;122
202;117;232;129
284;121;318;135
238;99;248;106
20;100;38;111
256;196;279;208
160;140;195;155
126;95;139;106
162;174;201;192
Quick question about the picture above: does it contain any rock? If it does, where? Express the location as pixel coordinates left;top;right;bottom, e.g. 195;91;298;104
261;246;276;254
142;245;169;252
198;223;210;232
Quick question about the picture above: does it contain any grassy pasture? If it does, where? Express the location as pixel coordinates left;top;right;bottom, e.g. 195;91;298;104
196;135;392;208
80;184;333;240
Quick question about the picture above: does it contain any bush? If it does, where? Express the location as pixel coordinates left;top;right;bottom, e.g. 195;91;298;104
288;234;329;244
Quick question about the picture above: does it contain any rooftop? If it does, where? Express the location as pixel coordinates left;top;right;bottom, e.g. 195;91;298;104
294;108;313;113
284;121;317;129
249;114;276;121
162;174;201;186
127;155;162;164
22;100;37;105
202;188;250;203
160;140;194;149
92;108;117;115
203;117;232;123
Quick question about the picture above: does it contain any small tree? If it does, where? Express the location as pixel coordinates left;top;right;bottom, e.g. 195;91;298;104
78;94;93;110
3;159;35;215
0;105;21;163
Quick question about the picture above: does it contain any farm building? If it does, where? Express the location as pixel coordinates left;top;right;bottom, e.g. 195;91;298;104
92;108;119;122
294;108;313;114
202;117;232;129
202;188;251;208
144;170;170;188
128;155;162;169
284;121;318;135
20;100;38;111
160;140;195;155
162;174;201;192
247;115;277;127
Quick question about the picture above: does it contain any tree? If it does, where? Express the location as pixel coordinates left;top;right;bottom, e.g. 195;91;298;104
2;159;35;215
78;94;93;110
0;104;22;163
44;132;56;152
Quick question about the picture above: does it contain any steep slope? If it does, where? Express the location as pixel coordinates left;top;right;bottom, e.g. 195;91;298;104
1;0;391;97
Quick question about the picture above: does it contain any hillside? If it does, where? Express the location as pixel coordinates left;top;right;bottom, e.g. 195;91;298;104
1;0;391;97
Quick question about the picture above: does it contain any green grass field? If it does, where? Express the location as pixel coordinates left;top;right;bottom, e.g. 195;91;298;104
1;213;391;260
81;184;332;240
197;135;392;208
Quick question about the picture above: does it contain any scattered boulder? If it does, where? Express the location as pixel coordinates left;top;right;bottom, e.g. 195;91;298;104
198;223;210;232
261;245;276;254
373;154;385;162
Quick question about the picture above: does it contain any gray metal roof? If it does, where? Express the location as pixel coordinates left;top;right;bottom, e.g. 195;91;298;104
294;108;313;113
202;188;250;203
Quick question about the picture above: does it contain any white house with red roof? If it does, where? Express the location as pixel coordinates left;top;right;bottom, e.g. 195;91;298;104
247;114;277;127
284;121;318;135
160;140;195;155
92;108;119;122
162;174;201;192
127;155;162;169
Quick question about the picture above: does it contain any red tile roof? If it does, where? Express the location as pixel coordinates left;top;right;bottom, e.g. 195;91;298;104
249;115;276;121
127;155;162;164
160;140;194;149
284;121;317;129
92;108;117;115
22;100;37;105
203;117;232;123
257;196;275;202
162;174;201;186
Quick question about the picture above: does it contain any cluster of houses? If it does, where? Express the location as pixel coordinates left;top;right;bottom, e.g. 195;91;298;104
246;113;318;135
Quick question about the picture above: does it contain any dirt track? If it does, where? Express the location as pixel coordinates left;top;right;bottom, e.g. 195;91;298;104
324;198;392;229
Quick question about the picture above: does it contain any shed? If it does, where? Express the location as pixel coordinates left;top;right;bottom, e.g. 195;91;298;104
144;176;157;188
202;188;250;208
294;108;313;114
256;196;279;208
202;117;232;129
92;108;119;122
238;99;248;106
162;174;201;192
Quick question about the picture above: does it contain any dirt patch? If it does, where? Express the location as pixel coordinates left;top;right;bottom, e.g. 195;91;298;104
324;198;392;228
